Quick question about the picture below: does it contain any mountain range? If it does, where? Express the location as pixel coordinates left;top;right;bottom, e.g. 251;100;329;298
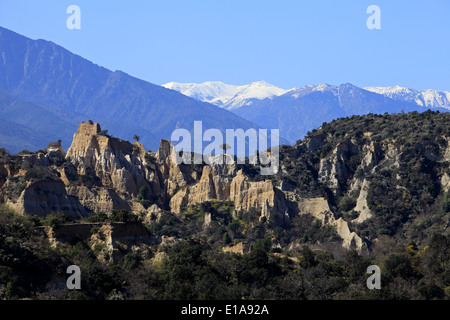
1;25;449;155
165;81;450;112
166;81;450;144
0;26;261;154
163;80;291;110
364;85;450;110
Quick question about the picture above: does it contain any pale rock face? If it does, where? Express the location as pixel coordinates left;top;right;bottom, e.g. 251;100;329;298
348;142;378;193
384;143;401;169
296;197;331;220
156;139;191;197
90;224;115;263
331;217;366;253
442;173;450;193
229;170;282;219
64;122;160;215
361;141;380;171
318;139;357;194
66;122;150;196
145;203;164;224
438;137;450;193
318;158;338;190
352;179;372;224
204;212;212;228
291;196;366;253
9;180;87;218
169;168;285;223
222;242;251;254
66;185;131;213
443;137;450;163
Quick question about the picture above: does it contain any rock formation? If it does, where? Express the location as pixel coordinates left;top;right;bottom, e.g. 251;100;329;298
66;122;150;196
1;113;448;255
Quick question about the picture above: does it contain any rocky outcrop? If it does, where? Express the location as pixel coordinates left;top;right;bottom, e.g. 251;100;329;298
305;133;326;153
65;185;131;213
442;173;450;193
4;118;447;256
0;163;7;189
290;195;367;253
66;122;151;196
318;139;359;195
295;197;331;218
330;216;366;253
222;242;251;254
352;179;372;224
169;168;288;222
156;139;201;197
9;180;88;218
43;222;153;262
64;122;162;214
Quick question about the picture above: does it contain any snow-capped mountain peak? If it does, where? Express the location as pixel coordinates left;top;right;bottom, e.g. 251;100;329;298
364;86;450;110
364;86;418;100
164;81;450;111
163;80;291;110
163;81;238;108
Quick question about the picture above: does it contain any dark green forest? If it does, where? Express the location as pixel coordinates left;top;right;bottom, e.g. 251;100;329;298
0;197;449;300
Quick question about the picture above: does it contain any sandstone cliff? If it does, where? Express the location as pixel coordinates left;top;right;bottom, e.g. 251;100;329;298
1;112;448;255
66;122;151;196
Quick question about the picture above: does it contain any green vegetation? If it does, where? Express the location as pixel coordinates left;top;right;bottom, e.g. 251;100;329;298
0;148;9;157
41;212;75;227
85;210;139;223
135;185;157;209
274;110;450;245
1;201;449;300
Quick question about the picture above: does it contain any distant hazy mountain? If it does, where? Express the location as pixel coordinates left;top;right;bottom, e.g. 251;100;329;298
163;81;291;110
0;118;56;153
0;26;262;153
168;80;449;144
233;83;442;144
364;86;450;110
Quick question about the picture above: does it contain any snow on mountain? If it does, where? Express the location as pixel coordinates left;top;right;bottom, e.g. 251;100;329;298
163;81;238;108
418;89;450;110
234;82;432;145
364;85;419;100
289;84;338;99
364;86;450;110
164;79;450;115
163;80;291;110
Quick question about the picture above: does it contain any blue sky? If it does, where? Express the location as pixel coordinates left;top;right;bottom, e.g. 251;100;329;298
0;0;449;91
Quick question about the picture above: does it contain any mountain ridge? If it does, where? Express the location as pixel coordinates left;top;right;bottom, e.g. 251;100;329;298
163;80;291;110
364;85;450;110
166;80;450;112
233;82;446;144
0;26;263;154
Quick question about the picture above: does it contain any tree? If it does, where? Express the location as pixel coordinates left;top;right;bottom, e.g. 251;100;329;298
161;240;208;299
220;143;231;164
47;139;62;149
133;134;140;143
253;237;272;252
0;148;9;156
